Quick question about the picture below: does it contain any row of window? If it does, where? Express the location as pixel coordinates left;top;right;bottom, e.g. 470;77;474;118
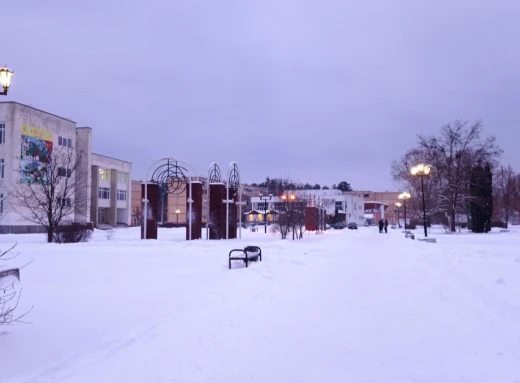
98;187;127;201
0;124;75;148
58;167;72;178
99;169;128;184
58;136;73;148
0;160;129;185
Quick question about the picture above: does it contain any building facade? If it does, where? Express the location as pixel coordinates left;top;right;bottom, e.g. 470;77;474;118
346;190;400;224
0;102;132;232
248;189;366;226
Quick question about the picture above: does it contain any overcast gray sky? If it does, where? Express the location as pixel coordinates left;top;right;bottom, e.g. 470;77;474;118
4;0;520;190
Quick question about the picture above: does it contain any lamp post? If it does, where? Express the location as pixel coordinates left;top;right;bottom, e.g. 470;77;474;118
411;163;432;237
0;67;14;96
175;209;180;227
259;194;273;233
398;192;411;230
394;202;402;228
281;193;297;239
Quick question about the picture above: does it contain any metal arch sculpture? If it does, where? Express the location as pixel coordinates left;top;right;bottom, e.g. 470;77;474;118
228;162;240;188
208;162;222;183
149;159;189;195
225;162;243;239
143;158;199;240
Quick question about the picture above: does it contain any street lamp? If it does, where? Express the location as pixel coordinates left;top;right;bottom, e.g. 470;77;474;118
398;192;411;230
394;201;402;228
0;67;14;96
410;163;432;237
259;193;273;233
281;193;297;239
175;209;181;226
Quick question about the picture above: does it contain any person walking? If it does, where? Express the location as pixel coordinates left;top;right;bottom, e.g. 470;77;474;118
378;219;384;233
384;219;389;233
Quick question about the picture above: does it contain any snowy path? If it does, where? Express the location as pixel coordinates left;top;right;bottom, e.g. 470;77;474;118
2;228;520;382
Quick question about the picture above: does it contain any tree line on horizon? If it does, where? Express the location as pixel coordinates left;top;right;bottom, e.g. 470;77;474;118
250;178;353;194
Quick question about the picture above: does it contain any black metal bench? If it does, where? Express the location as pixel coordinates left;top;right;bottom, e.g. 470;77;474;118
229;246;262;269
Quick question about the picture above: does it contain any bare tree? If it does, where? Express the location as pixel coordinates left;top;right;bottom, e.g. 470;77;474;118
104;228;116;240
131;206;142;226
393;120;502;232
11;148;88;243
493;165;518;228
391;148;442;224
1;244;32;333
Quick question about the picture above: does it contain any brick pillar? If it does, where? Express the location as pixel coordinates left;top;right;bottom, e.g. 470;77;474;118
141;183;159;239
209;183;226;239
305;206;317;231
228;186;238;239
186;181;202;240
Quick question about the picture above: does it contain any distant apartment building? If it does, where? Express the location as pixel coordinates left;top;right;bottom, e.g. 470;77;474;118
249;189;366;226
346;190;400;224
0;102;132;233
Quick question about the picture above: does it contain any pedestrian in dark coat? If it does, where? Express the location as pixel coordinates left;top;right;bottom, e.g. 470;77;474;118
378;219;384;233
384;219;389;233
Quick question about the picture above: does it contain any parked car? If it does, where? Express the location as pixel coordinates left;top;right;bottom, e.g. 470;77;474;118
333;222;346;230
347;222;358;230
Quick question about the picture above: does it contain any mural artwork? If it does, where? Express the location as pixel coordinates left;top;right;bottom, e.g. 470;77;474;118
20;124;53;184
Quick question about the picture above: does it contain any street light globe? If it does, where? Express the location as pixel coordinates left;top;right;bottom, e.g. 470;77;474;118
398;192;411;200
410;163;431;176
395;202;402;207
175;209;181;214
289;194;296;200
281;195;287;200
0;67;14;93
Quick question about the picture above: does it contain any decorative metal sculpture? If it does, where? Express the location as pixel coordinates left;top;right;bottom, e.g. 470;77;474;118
143;158;199;240
208;162;222;183
228;162;240;188
149;159;189;195
226;162;242;239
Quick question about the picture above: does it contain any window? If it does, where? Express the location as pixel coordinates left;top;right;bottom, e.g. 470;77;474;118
98;187;110;199
202;206;207;211
99;169;110;181
57;197;71;207
257;202;268;210
0;123;5;144
116;189;127;201
0;159;4;179
58;167;72;178
58;136;72;148
118;172;128;184
0;193;3;214
335;201;343;209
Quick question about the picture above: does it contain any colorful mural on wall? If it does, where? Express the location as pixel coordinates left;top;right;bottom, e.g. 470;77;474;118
20;124;54;183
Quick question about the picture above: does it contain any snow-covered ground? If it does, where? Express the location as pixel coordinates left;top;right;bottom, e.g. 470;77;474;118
1;226;520;383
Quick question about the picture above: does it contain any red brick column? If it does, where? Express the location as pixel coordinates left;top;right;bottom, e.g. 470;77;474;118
228;186;238;239
141;183;159;239
305;206;317;231
209;183;226;239
186;182;202;240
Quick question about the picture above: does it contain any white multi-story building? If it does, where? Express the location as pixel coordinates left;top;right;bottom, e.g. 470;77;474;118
248;189;366;226
0;102;132;233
